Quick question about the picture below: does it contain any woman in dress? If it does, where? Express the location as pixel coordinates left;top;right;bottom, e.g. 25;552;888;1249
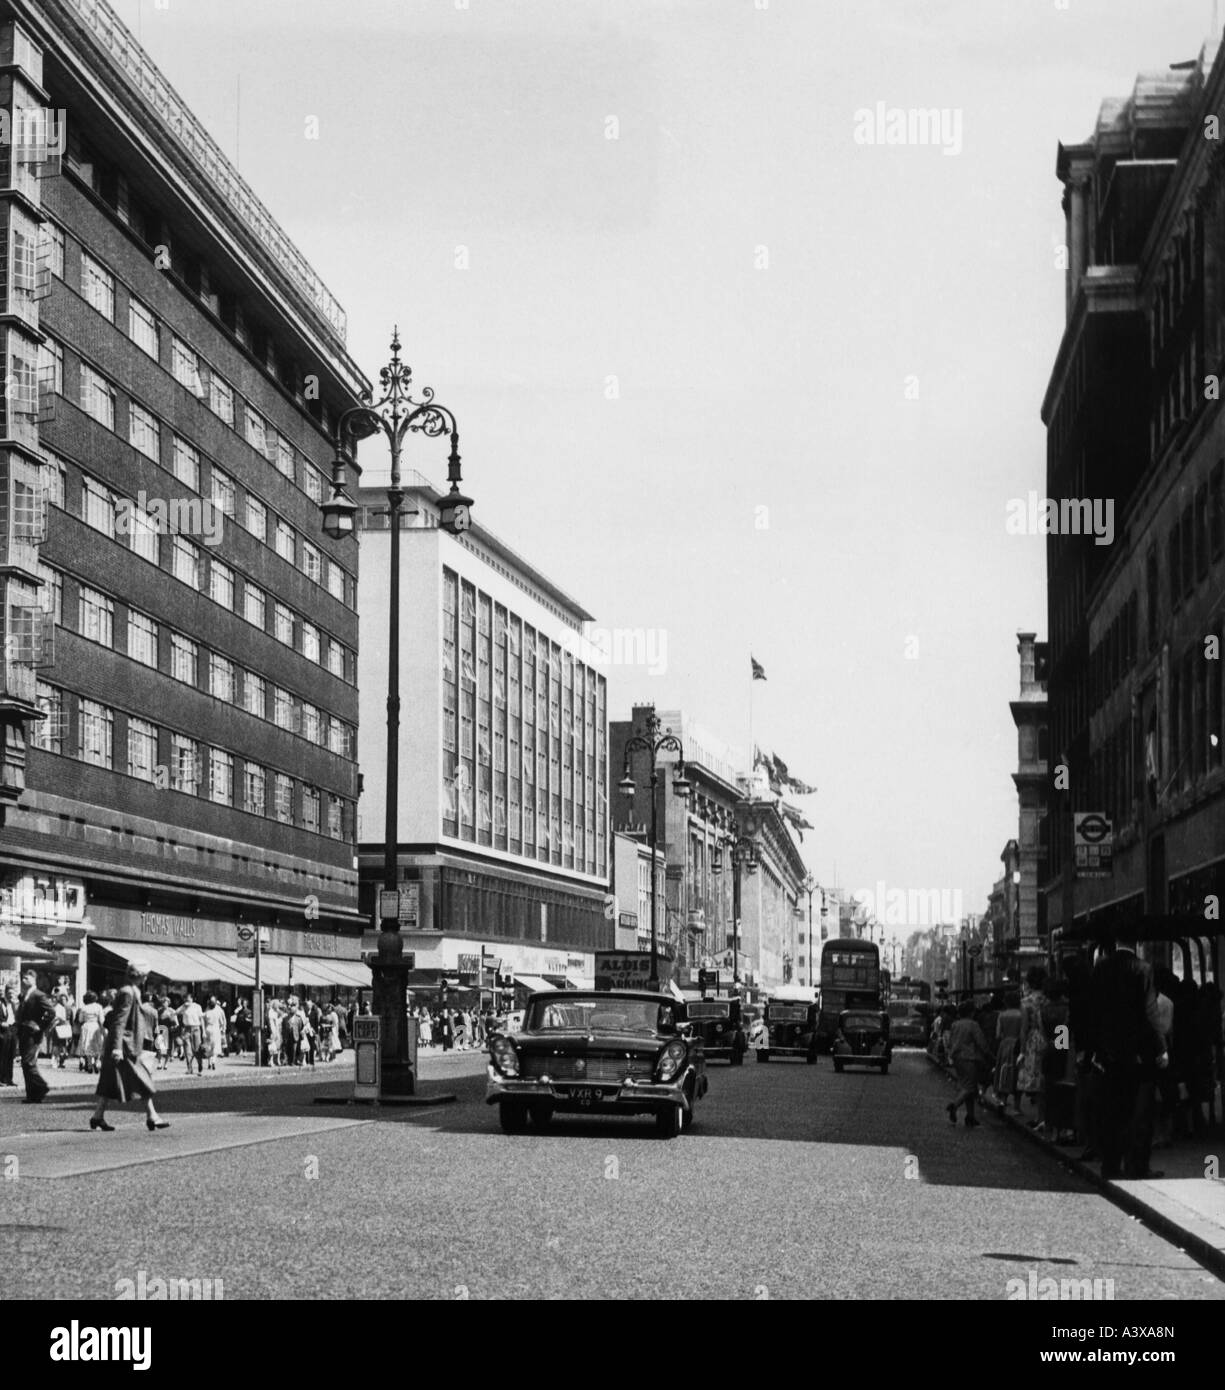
89;959;169;1132
76;992;106;1075
328;1004;342;1058
994;991;1023;1111
155;996;175;1071
1017;966;1049;1125
419;1008;433;1049
202;995;226;1072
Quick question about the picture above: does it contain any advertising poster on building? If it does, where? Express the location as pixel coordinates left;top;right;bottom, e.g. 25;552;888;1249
594;951;671;991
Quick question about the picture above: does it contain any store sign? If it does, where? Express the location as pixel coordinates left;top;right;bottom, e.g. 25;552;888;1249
1;873;86;927
594;951;655;991
141;912;201;940
457;952;480;984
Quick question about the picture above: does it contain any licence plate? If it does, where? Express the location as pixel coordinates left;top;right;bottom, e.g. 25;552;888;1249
570;1086;603;1106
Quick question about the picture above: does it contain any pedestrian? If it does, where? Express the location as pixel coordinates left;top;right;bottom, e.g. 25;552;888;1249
1017;966;1049;1125
230;1000;251;1056
50;988;73;1069
454;1008;468;1050
282;1000;302;1067
178;992;205;1075
16;968;57;1103
945;998;994;1127
155;996;175;1071
1038;979;1072;1139
1087;929;1168;1180
76;992;106;1075
0;984;17;1085
89;960;169;1132
202;995;226;1072
994;990;1023;1112
307;998;322;1066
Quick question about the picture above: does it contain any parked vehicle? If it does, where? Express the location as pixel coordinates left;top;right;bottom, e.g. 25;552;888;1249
757;985;819;1063
831;1008;892;1073
886;999;930;1047
485;991;708;1138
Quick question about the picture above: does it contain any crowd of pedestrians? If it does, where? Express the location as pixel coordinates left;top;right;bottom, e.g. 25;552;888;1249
929;937;1225;1179
413;1004;502;1051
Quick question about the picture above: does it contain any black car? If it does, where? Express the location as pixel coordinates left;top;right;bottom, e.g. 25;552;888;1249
831;1008;892;1073
486;990;709;1138
686;998;748;1065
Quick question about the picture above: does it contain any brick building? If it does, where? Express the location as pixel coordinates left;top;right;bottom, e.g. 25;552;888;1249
1044;41;1225;986
0;0;369;997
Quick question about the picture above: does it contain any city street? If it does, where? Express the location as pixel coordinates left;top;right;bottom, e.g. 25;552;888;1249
2;1048;1220;1302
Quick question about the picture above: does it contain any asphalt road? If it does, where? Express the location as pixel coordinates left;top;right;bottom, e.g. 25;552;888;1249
1;1047;1222;1301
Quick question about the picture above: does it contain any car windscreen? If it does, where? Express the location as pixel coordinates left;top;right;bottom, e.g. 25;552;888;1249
687;1003;731;1019
887;1002;918;1018
842;1013;882;1030
768;1005;809;1022
526;998;674;1035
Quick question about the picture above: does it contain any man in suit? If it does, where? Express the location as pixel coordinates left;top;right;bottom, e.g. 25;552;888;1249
16;968;57;1102
0;983;18;1084
1088;929;1169;1180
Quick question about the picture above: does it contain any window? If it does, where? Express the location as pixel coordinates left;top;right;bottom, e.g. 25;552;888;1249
128;401;160;462
208;372;234;425
125;500;161;564
209;558;234;610
243;494;267;542
244;407;268;456
172;536;200;589
170;734;199;794
79;363;115;429
243;671;266;719
78;586;113;646
274;519;295;564
273;601;294;646
82;477;116;537
326;561;345;602
171;435;200;490
327;641;345;680
329;719;349;756
274;686;295;730
209;749;234;805
36;562;61;623
209;652;236;702
304;465;324;503
326;795;343;840
301;621;320;664
127;609;157;668
243;582;266;629
243;763;266;816
127;716;158;782
37;336;62;394
302;541;322;585
210;467;236;517
128;297;159;359
80;252;114;321
30;682;62;752
301;785;321;833
41;453;66;509
79;699;113;768
42;222;64;278
171;337;205;397
299;703;321;744
170;633;198;686
274;773;293;823
274;433;295;480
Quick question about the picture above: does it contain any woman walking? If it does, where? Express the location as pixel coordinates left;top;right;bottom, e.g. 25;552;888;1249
89;960;169;1132
994;990;1023;1111
155;996;175;1071
76;992;106;1075
946;999;995;1127
1018;966;1050;1126
202;996;226;1072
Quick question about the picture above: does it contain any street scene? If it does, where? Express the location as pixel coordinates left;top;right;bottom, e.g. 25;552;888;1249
0;0;1224;1350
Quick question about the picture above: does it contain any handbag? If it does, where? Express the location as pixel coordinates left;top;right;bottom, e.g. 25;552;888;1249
54;1021;73;1041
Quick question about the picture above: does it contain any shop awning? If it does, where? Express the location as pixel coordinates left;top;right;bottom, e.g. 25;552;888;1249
515;975;557;994
0;930;54;958
96;940;253;986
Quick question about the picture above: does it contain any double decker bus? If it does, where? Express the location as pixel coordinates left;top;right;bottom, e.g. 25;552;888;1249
889;977;931;1005
816;938;882;1052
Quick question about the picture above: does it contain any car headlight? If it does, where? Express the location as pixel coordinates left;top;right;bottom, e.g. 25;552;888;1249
656;1039;688;1083
489;1035;519;1078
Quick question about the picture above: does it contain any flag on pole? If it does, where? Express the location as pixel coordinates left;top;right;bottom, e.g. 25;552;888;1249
751;656;767;681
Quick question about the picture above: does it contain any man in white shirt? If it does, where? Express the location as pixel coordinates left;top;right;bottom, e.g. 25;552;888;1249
178;993;205;1075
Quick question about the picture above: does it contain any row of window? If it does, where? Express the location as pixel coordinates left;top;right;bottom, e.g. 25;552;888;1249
1089;594;1138;714
1168;461;1225;615
63;124;346;423
30;683;350;838
46;564;354;755
39;333;352;607
41;457;354;683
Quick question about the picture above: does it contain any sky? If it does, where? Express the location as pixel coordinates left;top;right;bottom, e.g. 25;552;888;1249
104;0;1219;925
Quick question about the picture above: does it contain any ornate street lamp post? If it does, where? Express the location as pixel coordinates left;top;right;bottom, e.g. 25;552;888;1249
803;872;815;988
320;329;472;1096
618;708;690;990
713;814;757;989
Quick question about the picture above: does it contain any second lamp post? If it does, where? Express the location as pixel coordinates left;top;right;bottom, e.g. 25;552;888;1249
618;709;690;990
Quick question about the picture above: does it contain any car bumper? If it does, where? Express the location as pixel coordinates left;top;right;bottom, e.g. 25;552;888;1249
486;1067;693;1112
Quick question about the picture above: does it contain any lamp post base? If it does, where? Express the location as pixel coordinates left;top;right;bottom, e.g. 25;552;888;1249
371;925;414;1098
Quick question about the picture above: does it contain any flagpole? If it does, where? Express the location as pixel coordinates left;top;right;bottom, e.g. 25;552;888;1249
748;654;754;789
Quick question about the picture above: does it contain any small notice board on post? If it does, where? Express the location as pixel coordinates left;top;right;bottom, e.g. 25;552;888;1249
353;1015;381;1100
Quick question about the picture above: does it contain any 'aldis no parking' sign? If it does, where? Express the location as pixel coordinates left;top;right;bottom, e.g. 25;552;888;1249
1073;812;1113;878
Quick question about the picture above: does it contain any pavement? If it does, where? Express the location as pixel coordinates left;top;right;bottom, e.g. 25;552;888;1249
927;1049;1225;1279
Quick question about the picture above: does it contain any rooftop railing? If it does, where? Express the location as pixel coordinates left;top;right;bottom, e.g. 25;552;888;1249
62;0;348;345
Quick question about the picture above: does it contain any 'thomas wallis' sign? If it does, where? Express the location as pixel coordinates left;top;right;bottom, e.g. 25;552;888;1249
594;952;673;992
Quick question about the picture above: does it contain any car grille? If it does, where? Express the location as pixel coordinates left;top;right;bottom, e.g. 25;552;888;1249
521;1054;655;1081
